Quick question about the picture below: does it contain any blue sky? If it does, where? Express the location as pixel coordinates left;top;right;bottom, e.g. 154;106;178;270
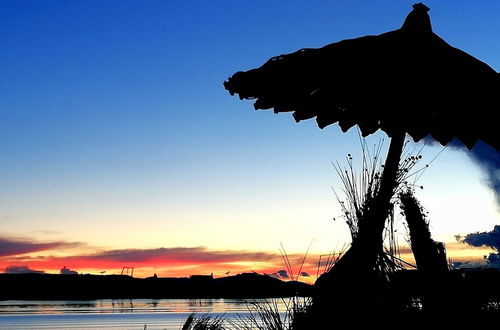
0;1;498;276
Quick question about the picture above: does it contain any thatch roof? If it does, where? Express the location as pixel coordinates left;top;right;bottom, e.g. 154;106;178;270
224;3;500;150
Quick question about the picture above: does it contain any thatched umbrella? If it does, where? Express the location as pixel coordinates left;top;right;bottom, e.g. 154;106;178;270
224;3;499;294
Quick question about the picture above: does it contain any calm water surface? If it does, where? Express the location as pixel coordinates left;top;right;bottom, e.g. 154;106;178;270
0;298;290;329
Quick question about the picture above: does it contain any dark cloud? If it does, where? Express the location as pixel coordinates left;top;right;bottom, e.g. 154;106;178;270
300;271;310;277
60;266;78;275
451;260;486;269
4;265;44;274
453;254;500;270
277;269;289;278
460;225;500;269
0;237;84;257
485;253;500;268
466;142;500;209
461;225;500;251
425;138;499;209
268;269;290;280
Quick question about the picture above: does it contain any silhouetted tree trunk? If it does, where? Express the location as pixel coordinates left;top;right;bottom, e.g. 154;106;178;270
353;131;406;270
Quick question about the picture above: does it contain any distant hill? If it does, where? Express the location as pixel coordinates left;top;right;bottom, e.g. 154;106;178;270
0;272;313;300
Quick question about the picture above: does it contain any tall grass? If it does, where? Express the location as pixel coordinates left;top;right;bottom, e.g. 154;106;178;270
328;133;443;281
181;297;311;330
230;297;311;330
181;313;225;330
332;135;428;240
279;240;315;282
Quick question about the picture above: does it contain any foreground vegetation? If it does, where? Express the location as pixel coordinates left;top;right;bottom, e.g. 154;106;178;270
181;297;310;330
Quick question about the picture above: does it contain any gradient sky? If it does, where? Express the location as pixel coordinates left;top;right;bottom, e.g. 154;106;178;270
1;0;499;280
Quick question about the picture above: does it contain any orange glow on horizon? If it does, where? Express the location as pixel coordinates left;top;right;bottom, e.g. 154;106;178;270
1;240;495;286
0;261;319;284
0;252;321;284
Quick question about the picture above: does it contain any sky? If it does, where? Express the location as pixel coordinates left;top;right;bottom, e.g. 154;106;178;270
0;0;499;281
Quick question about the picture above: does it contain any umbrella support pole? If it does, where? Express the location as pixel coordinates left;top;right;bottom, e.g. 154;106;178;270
315;132;406;306
358;130;407;258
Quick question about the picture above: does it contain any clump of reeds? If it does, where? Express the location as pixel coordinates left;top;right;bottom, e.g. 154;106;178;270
330;134;434;279
315;246;348;278
332;138;385;239
181;313;225;330
228;299;288;330
332;135;428;239
180;297;311;330
278;241;315;283
228;297;311;330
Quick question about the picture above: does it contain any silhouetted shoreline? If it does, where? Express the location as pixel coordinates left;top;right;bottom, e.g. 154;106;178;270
2;268;499;311
0;272;313;300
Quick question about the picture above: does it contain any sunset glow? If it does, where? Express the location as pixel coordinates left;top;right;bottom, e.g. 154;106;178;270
0;0;498;286
1;232;496;285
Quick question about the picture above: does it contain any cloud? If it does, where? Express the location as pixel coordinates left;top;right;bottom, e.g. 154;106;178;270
425;138;499;209
451;260;486;269
460;225;500;251
268;269;290;280
60;266;78;275
466;142;500;209
78;246;280;263
4;265;44;274
451;253;500;270
460;225;500;269
0;236;84;257
300;271;310;277
0;246;287;272
485;253;500;268
0;238;322;278
277;269;289;278
30;230;61;235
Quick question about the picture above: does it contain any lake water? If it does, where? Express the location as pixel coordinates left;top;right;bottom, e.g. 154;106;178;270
0;298;293;329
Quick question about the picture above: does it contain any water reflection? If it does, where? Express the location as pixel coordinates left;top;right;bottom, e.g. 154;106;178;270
0;298;286;315
187;299;215;307
0;300;98;314
0;298;290;329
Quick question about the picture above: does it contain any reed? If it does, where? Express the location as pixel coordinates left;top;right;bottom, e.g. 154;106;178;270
181;313;226;330
180;297;311;330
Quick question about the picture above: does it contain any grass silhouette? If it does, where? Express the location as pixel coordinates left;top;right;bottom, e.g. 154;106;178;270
180;297;311;330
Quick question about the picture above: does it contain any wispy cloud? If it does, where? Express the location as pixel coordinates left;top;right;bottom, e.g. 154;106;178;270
0;236;84;257
30;230;62;235
54;246;281;264
7;233;494;278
